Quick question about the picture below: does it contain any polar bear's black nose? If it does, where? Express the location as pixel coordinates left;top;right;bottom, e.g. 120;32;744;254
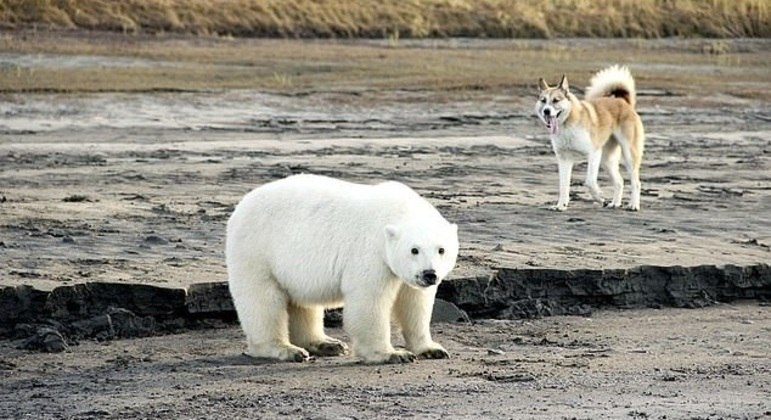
421;270;437;285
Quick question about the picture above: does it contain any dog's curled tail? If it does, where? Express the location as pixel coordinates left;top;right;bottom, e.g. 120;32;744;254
585;65;636;108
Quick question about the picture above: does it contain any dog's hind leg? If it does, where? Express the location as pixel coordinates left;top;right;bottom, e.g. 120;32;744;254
602;141;623;208
617;124;644;211
585;150;605;205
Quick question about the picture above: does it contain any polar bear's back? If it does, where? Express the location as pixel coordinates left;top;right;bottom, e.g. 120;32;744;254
229;174;433;231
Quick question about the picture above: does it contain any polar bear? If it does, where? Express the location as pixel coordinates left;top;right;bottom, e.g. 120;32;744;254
226;174;459;364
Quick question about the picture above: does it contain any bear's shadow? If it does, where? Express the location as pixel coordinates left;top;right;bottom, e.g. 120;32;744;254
194;353;369;369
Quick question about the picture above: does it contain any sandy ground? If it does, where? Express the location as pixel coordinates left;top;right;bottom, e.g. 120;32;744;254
1;94;768;290
1;37;770;418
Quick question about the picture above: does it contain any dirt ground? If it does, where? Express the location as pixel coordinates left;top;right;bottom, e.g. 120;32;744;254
1;304;769;419
1;35;770;418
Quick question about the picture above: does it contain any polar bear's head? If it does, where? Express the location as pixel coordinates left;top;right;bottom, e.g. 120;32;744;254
384;221;459;288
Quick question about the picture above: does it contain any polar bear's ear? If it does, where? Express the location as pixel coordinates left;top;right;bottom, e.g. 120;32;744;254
384;225;399;241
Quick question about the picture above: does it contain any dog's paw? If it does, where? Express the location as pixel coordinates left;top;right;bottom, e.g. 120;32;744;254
604;201;622;209
625;204;640;212
549;204;568;212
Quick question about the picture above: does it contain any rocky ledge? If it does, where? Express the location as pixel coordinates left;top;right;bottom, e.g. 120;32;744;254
1;264;768;352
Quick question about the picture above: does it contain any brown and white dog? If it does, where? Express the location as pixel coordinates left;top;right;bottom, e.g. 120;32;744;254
535;65;645;211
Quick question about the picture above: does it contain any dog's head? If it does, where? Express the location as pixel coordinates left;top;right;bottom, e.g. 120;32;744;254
535;75;572;135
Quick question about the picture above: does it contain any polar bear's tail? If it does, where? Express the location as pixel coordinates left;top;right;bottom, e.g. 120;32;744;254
585;65;636;108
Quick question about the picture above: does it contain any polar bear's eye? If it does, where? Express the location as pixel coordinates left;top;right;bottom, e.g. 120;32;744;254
411;248;419;255
438;247;445;255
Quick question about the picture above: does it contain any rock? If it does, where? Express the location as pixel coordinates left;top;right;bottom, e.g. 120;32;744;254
62;194;90;203
46;282;186;320
636;88;678;97
108;307;158;338
71;314;115;341
431;298;470;324
437;264;771;320
1;264;769;349
0;359;16;370
144;235;168;245
436;275;495;318
324;308;343;328
19;327;69;353
78;410;112;417
184;282;471;325
186;282;234;315
41;329;69;352
0;286;49;334
12;323;37;339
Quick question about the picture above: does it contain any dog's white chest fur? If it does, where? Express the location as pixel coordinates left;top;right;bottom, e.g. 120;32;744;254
550;125;594;158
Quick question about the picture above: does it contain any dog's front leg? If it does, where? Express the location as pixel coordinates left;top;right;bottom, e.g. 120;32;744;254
551;156;573;211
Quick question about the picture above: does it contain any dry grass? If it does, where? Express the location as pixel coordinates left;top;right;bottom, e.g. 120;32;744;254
0;0;768;38
1;33;769;100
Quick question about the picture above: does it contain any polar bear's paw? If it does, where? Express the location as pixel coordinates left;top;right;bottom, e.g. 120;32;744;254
245;344;311;362
280;346;312;362
360;349;417;364
418;346;450;360
384;349;417;364
306;338;349;357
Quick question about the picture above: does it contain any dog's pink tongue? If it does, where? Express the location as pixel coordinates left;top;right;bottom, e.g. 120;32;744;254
548;116;560;135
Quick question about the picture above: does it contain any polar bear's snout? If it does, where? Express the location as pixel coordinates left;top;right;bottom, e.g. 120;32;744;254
420;269;438;286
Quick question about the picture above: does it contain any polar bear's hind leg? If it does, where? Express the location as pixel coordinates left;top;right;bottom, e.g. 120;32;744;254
229;266;310;362
288;304;349;357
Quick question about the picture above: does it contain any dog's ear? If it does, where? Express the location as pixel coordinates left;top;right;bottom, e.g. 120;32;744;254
558;74;569;92
538;78;549;91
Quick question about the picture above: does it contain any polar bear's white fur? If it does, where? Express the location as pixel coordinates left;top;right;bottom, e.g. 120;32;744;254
226;174;459;364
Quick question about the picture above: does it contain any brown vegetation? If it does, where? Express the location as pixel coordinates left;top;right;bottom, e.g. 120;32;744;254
1;33;769;98
1;0;768;38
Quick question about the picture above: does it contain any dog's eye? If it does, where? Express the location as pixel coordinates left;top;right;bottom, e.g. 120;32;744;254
552;98;561;103
411;248;419;255
540;98;547;103
438;247;445;255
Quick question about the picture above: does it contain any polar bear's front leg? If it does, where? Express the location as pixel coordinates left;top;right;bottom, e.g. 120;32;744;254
288;304;349;357
394;284;449;360
343;283;416;364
